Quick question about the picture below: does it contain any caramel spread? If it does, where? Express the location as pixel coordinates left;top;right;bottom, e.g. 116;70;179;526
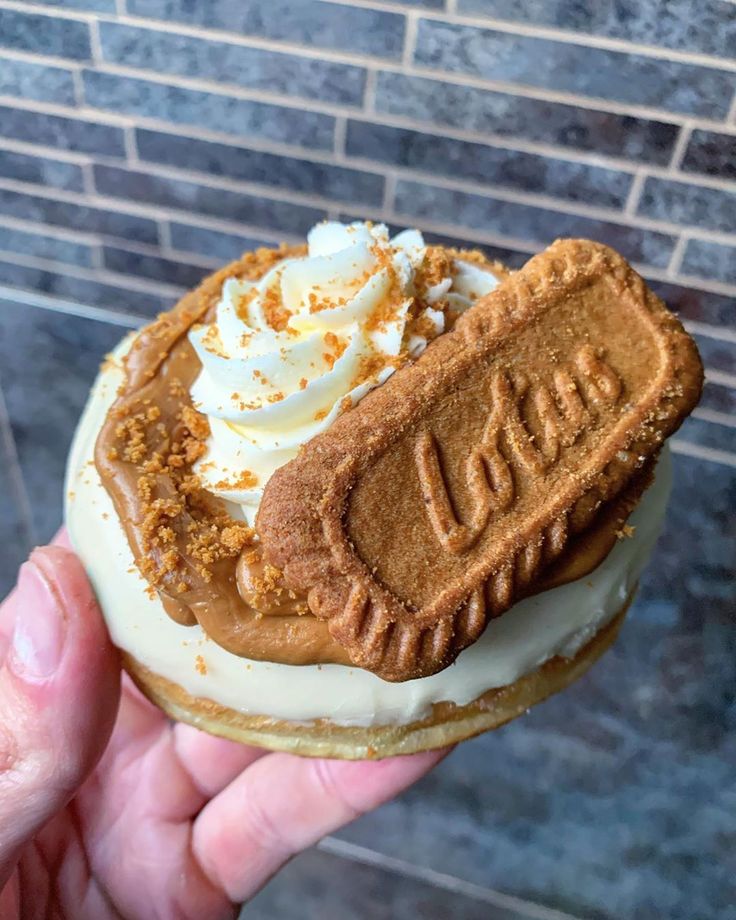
95;243;648;669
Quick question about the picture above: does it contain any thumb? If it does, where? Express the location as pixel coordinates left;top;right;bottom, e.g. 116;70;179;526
0;546;120;886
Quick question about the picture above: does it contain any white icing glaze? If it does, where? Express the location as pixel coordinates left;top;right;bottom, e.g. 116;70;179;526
65;340;670;727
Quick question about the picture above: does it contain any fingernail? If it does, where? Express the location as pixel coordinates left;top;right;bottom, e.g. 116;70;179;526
10;560;66;681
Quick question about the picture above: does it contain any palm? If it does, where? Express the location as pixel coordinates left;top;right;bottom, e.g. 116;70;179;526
0;549;446;920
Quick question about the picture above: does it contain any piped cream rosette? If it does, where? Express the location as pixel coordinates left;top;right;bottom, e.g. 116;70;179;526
188;221;500;523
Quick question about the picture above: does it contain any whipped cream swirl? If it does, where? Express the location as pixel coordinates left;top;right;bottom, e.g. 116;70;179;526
190;221;500;522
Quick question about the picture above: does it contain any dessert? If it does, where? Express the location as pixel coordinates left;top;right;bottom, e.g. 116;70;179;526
66;223;703;758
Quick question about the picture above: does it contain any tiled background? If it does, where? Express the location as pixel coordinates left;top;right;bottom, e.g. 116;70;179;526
0;2;734;918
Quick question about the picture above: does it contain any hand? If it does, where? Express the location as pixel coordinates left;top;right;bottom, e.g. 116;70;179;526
0;541;448;919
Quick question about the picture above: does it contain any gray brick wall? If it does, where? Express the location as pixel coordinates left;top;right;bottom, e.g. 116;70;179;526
0;0;733;465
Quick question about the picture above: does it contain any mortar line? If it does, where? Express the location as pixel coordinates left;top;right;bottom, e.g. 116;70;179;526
683;320;736;344
418;6;736;70
705;368;736;388
123;124;138;163
644;265;736;298
728;91;736;123
81;161;96;196
91;0;736;72
693;407;736;428
671;270;736;298
623;171;646;217
71;67;86;108
88;16;104;65
333;116;348;161
667;235;689;277
98;235;221;268
668;123;693;172
362;68;378;114
0;37;722;132
18;153;724;245
382;171;398;214
0;0;92;22
3;56;735;134
0;247;186;297
670;439;736;468
0;383;36;548
0;212;100;244
5;89;735;194
157;219;172;251
0;283;143;327
402;12;419;67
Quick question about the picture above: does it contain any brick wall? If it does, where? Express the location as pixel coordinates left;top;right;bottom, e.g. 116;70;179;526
0;0;734;465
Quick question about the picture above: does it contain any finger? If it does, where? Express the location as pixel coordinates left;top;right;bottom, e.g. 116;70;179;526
52;527;71;549
0;590;17;664
173;724;267;799
193;746;450;902
0;546;121;887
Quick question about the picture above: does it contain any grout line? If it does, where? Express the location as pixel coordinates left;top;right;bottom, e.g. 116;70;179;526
317;837;582;920
2;34;728;133
363;68;377;114
1;168;735;300
446;0;458;11
0;136;97;165
706;368;736;389
2;94;735;202
105;10;406;69
81;161;96;196
0;92;136;130
0;0;91;22
644;264;736;298
666;234;688;277
403;12;419;67
123;124;138;163
0;46;91;72
333;116;348;160
0;282;142;327
0;213;99;245
3;71;732;177
71;67;86;108
36;0;730;74
670;439;736;468
0;246;186;297
623;171;646;217
157;219;172;250
116;0;126;13
2;18;736;125
339;111;736;191
0;384;36;548
437;7;736;71
90;242;104;271
728;91;736;123
668;123;693;172
693;407;736;428
382;171;397;214
668;269;736;298
380;65;736;127
99;235;221;268
683;320;736;344
88;16;104;65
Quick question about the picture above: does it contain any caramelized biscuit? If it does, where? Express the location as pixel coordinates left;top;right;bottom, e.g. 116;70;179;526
257;239;703;682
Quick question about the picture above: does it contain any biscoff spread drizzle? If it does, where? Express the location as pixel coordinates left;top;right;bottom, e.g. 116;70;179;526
94;230;639;671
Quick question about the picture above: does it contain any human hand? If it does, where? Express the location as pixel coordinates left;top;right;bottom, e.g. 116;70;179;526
0;541;448;919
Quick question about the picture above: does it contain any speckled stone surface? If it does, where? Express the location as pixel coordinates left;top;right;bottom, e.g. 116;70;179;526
0;299;733;920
